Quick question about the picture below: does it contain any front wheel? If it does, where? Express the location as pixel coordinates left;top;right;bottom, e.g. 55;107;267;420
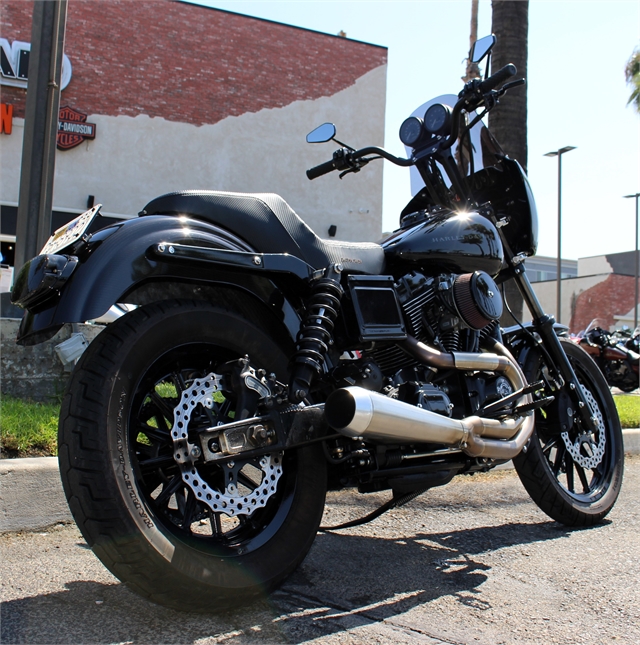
58;299;327;611
513;339;624;526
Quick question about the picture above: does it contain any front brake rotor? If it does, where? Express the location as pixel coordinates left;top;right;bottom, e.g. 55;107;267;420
560;385;606;470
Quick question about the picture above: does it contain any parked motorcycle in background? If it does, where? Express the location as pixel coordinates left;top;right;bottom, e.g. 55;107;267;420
575;320;639;392
10;36;625;611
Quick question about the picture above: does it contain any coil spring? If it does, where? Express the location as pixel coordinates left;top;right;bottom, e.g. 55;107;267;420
289;264;344;402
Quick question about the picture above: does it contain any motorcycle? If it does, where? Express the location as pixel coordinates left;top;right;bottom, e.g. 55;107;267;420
574;320;639;392
11;35;624;611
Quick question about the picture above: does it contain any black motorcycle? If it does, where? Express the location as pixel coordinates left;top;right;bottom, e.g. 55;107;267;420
575;320;639;392
12;36;623;611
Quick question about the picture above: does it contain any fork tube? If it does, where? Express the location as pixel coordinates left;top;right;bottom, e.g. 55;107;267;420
512;264;598;432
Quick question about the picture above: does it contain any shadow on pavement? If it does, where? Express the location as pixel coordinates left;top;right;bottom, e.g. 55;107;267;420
1;519;599;644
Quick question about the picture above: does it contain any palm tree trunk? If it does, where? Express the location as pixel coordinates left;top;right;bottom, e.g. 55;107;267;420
488;0;529;172
488;1;529;324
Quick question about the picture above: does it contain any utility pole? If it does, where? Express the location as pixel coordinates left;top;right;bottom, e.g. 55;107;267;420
463;0;481;82
14;0;68;270
623;192;640;329
544;146;577;325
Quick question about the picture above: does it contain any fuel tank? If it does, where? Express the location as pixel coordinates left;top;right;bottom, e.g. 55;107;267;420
382;211;504;276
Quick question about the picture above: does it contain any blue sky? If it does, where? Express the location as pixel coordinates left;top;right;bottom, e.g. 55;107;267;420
191;0;639;261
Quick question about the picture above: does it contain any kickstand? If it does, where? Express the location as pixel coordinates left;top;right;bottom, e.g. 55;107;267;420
319;487;429;532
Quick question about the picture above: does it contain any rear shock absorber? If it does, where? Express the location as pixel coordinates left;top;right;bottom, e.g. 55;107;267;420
289;263;344;403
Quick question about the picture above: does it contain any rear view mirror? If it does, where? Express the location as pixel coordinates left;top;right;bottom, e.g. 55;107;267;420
470;34;496;63
306;123;336;144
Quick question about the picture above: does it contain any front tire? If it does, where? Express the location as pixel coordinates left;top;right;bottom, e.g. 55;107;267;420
58;299;327;611
513;339;624;526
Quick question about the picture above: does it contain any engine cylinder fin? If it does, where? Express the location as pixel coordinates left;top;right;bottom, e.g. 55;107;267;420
440;329;460;353
479;320;499;343
368;344;418;374
403;288;435;338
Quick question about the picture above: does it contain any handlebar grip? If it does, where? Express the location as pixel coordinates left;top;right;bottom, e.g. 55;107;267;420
478;63;517;94
306;159;337;180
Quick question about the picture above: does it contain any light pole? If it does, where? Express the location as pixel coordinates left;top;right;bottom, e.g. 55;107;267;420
623;192;640;329
544;146;577;324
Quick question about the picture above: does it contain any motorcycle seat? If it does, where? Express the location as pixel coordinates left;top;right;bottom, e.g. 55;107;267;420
141;190;386;274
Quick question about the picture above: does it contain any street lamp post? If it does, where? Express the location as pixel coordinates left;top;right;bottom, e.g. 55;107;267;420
544;146;577;324
623;192;640;329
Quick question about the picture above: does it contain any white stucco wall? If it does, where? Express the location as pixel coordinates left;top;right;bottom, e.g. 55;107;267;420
578;255;613;277
0;65;387;244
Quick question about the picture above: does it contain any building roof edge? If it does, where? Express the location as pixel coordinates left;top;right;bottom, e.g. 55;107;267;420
176;0;388;51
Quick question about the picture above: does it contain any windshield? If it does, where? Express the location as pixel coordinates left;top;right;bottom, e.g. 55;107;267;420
405;94;504;197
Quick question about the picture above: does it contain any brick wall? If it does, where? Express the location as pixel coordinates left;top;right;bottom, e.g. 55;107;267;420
1;0;387;125
569;274;638;332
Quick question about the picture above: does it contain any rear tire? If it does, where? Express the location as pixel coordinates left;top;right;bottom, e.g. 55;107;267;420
58;299;327;611
513;339;624;526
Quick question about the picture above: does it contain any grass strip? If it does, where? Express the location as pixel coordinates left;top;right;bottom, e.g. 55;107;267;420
614;394;640;430
1;396;59;457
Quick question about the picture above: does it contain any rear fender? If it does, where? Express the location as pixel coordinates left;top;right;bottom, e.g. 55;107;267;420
15;216;305;346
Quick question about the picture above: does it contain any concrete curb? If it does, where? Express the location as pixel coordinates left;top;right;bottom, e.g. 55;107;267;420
2;429;639;533
0;457;71;532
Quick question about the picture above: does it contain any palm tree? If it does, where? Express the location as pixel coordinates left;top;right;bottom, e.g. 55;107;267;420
488;0;529;172
486;1;529;324
626;48;640;112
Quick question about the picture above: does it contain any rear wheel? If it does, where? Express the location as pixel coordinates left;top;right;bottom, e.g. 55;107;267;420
513;338;624;526
58;299;327;611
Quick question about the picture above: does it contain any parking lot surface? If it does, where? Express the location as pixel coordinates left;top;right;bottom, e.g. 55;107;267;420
2;456;639;645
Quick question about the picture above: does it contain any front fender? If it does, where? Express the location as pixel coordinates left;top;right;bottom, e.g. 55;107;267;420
502;321;570;369
15;216;303;346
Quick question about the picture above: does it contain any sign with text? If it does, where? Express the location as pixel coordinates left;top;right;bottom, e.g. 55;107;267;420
1;38;72;90
57;106;96;150
0;103;13;134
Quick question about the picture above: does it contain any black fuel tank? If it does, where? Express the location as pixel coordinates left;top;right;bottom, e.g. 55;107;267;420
382;212;504;276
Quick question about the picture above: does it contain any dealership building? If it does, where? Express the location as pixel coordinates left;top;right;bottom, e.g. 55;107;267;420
0;0;388;288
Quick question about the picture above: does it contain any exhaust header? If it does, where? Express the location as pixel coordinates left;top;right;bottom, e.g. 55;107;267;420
324;340;534;460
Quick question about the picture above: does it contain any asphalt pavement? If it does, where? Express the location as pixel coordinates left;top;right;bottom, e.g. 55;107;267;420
2;456;639;645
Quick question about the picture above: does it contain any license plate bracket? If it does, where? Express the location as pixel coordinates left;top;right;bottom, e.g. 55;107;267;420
40;204;102;255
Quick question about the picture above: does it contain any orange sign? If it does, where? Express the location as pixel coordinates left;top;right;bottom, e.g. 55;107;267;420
0;103;12;134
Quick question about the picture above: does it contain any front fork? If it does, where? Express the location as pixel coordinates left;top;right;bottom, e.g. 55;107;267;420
512;263;600;435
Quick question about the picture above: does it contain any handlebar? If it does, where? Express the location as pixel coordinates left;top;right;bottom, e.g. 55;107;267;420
478;63;517;94
441;63;518;150
306;64;519;180
306;159;338;180
306;146;413;181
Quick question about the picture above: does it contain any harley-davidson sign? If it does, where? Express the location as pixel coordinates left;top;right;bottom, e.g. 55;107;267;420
57;106;96;150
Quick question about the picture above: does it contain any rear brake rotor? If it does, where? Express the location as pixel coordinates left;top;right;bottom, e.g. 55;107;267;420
170;373;283;517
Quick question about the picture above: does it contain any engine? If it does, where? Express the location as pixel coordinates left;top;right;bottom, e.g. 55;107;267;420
328;269;513;489
366;270;503;375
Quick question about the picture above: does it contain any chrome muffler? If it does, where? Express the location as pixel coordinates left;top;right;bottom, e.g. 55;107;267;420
324;339;534;460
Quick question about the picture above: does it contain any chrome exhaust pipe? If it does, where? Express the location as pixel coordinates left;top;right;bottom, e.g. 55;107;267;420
324;340;534;460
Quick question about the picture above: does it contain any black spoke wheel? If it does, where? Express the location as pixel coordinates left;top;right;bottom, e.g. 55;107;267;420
59;299;327;611
513;338;624;526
